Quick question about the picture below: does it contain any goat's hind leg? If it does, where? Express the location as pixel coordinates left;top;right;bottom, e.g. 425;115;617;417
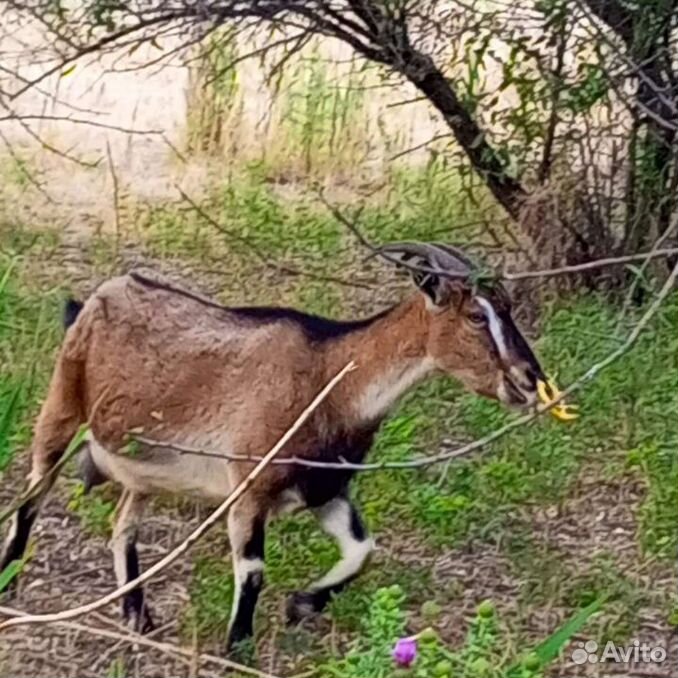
286;495;374;622
0;358;83;586
111;489;154;633
0;477;49;583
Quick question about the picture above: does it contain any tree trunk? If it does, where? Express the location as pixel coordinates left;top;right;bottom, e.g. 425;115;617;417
401;52;528;220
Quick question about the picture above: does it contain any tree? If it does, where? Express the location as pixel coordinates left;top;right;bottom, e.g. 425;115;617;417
1;0;677;278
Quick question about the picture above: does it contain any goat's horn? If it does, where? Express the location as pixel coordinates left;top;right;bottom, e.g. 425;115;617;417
377;241;473;277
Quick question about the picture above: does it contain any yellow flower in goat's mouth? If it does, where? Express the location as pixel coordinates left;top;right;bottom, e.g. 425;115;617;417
537;377;579;421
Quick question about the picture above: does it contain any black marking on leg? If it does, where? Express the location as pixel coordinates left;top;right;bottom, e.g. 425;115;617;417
243;516;265;560
78;448;107;494
228;569;264;648
287;500;370;623
1;501;38;582
286;575;357;624
228;518;265;649
349;504;366;541
121;541;154;633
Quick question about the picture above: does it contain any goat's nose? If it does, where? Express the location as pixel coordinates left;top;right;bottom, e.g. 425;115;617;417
524;366;538;389
511;364;538;391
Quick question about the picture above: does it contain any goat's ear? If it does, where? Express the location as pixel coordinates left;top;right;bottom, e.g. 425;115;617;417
412;270;465;309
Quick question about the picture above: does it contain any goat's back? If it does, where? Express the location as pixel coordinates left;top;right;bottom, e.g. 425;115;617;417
65;271;322;451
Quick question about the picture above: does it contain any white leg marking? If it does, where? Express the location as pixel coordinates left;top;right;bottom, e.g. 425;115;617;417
229;555;264;624
4;514;18;548
477;297;509;360
311;498;373;591
110;491;145;587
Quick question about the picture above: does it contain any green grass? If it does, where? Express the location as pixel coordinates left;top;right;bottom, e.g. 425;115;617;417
178;281;676;664
67;482;115;537
0;229;64;470
345;294;678;554
131;159;488;285
182;555;235;644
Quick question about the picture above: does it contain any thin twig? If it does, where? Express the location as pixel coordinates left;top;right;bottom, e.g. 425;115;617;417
177;186;373;290
0;605;280;678
0;361;356;631
319;192;678;282
502;247;678;281
615;213;678;333
389;133;453;161
0;114;164;135
316;190;467;279
135;261;678;472
106;141;121;256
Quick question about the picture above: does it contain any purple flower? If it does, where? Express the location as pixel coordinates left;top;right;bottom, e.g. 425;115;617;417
392;637;418;668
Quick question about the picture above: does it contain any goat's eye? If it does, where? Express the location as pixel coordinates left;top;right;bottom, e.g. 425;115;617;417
468;311;486;326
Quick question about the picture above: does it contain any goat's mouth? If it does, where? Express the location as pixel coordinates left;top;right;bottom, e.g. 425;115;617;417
500;375;535;407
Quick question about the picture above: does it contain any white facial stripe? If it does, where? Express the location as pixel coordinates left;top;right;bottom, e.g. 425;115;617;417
476;297;509;360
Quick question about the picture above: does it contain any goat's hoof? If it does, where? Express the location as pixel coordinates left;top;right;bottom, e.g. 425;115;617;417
286;591;319;624
124;606;155;634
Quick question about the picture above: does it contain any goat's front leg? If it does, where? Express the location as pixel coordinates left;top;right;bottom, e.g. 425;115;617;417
227;497;266;651
286;494;374;622
111;489;154;633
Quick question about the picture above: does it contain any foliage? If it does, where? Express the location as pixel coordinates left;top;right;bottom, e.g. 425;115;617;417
5;0;678;275
0;237;63;470
321;588;601;678
67;482;115;537
182;556;235;643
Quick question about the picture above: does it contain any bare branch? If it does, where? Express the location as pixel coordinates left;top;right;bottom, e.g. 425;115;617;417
0;605;281;678
177;186;375;290
503;247;678;281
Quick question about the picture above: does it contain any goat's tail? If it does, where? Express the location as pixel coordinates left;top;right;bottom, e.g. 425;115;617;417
63;298;83;329
0;299;86;586
63;298;106;492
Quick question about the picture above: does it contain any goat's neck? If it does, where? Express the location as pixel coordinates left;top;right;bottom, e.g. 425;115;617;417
327;295;436;425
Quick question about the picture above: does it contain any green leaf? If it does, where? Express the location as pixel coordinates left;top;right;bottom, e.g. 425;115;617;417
60;64;77;78
0;383;23;460
0;558;24;591
0;259;17;296
506;598;604;676
535;598;603;661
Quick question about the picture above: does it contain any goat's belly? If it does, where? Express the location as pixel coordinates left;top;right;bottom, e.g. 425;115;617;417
89;437;233;500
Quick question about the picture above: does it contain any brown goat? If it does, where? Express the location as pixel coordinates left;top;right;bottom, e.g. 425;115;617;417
0;243;544;650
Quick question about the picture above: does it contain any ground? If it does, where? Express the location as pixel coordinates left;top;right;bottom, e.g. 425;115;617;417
0;164;677;678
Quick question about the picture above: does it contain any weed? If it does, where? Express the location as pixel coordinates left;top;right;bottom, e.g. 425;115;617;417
182;556;234;645
0;247;63;469
321;588;600;678
105;657;127;678
1;178;675;678
67;483;115;537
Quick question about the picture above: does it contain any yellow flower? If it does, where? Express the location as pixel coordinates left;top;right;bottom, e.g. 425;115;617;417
537;377;579;421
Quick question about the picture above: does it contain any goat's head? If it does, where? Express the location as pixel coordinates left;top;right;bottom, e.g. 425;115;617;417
379;242;544;407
